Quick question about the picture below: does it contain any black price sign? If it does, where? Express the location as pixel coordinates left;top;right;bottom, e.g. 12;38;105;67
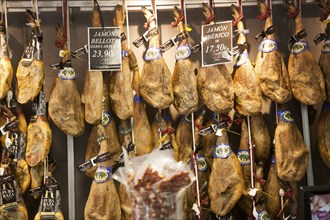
88;27;122;71
201;21;233;67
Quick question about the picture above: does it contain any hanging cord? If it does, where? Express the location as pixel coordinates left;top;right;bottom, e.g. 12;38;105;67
151;0;157;29
191;112;201;219
171;0;185;28
247;116;256;216
62;0;68;44
125;2;130;50
233;0;244;26
204;0;215;24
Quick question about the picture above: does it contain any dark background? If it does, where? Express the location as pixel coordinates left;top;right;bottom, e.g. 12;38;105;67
3;0;329;219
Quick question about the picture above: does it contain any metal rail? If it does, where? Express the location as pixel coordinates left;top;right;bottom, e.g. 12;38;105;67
4;0;315;12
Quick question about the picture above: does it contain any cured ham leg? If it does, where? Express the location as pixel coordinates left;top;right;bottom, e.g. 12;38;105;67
250;113;270;164
132;53;153;156
231;5;262;116
85;74;121;178
275;105;309;181
0;20;13;100
109;2;134;120
254;1;292;103
198;3;234;114
139;7;174;109
82;0;103;124
287;3;326;105
16;10;44;104
172;6;198;115
48;25;85;136
84;124;121;220
317;103;330;169
208;119;244;216
319;25;330;102
202;113;218;169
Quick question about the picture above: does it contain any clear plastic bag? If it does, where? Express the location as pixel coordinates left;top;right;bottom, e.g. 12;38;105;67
113;149;195;220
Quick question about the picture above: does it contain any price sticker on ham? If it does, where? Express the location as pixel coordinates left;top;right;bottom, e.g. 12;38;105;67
88;27;122;71
201;21;233;67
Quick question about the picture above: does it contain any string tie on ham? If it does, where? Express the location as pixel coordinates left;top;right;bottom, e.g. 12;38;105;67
232;14;244;27
287;7;300;19
204;14;215;25
144;15;156;29
171;13;184;28
253;173;266;186
160;127;175;135
257;7;271;20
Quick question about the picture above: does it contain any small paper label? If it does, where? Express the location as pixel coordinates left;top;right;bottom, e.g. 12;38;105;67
1;176;17;211
237;150;250;166
94;166;111;183
233;51;248;67
197;156;208;172
323;102;330;110
258;39;277;53
58;67;76;80
101;112;112;127
322;41;330;53
144;47;161;61
214;143;232;159
277;110;294;123
258;210;271;220
291;41;308;54
175;45;191;60
159;142;173;150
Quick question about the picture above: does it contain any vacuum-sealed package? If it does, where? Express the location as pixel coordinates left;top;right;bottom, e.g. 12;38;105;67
113;149;195;220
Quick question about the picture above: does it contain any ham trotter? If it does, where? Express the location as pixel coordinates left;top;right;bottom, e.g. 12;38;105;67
287;2;326;105
171;6;198;115
255;1;292;103
82;0;103;124
139;6;174;109
198;3;234;114
231;4;262;116
48;24;85;136
109;2;134;120
274;106;309;182
16;10;44;104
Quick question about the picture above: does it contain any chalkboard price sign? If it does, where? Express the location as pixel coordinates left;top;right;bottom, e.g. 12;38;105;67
201;21;233;67
88;27;122;71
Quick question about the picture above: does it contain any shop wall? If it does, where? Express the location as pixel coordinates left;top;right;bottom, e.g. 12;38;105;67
4;1;330;219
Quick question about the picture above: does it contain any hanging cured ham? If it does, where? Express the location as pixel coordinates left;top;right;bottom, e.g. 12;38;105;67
84;75;121;178
254;1;292;103
139;6;174;109
265;154;289;219
84;124;121;220
109;2;134;120
0;19;13;100
287;3;326;105
171;6;198;115
25;93;51;170
198;3;234;114
208;117;244;216
317;103;330;169
82;0;103;125
319;26;330;102
231;4;262;116
48;25;85;136
275;106;309;181
202;113;218;169
16;10;44;104
176;114;193;163
250;113;271;164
